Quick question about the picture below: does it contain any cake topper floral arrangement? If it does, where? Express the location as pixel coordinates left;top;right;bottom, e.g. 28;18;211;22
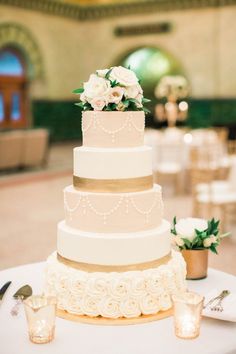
73;66;150;113
171;217;229;254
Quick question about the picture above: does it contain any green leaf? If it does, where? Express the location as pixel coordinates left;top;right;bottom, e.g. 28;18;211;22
72;88;84;94
110;80;119;88
142;98;151;103
182;238;192;249
143;107;151;114
105;68;113;80
210;244;218;254
74;102;84;108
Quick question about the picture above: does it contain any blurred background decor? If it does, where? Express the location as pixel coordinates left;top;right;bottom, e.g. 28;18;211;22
154;75;189;127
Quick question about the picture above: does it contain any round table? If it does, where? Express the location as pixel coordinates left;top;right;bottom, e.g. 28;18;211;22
1;262;236;354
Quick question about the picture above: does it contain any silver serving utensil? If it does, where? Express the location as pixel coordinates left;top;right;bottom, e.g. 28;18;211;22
0;281;12;306
10;285;32;316
211;290;230;312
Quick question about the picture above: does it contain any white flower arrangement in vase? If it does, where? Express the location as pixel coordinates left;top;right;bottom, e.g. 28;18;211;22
73;66;150;113
171;217;229;279
171;217;229;254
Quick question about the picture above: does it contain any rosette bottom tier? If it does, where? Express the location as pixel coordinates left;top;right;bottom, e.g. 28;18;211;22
45;250;186;319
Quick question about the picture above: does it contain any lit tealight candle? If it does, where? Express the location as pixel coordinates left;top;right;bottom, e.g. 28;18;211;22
172;292;204;339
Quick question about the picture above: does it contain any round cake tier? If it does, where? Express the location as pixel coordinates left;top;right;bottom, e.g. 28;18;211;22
45;250;186;319
82;111;144;148
57;219;170;266
73;146;152;180
64;185;163;233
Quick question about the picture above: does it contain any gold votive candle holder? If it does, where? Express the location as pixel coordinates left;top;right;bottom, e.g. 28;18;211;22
24;295;57;344
172;292;204;339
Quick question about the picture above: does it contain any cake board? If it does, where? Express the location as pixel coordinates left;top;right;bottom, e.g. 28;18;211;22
57;307;173;326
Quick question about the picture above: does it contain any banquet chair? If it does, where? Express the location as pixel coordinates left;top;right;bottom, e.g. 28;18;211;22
144;128;162;170
154;142;184;195
190;146;236;231
0;131;24;170
21;129;49;167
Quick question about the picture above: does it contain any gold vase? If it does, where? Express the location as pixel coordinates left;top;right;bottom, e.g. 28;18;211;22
181;249;208;280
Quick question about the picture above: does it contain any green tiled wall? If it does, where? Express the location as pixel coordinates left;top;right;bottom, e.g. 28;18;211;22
32;99;236;141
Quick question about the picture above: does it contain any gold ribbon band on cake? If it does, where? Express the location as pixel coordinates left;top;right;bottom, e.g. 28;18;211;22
57;252;171;272
73;175;153;193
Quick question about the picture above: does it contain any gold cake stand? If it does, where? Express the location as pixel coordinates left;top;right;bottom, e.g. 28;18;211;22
57;307;173;326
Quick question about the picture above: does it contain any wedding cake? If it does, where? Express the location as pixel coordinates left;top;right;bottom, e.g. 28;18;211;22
45;66;186;321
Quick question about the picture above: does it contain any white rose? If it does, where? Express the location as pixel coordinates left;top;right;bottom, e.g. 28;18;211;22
175;218;208;242
90;97;106;111
108;87;124;104
125;84;140;99
98;297;121;319
120;298;141;318
174;235;185;247
203;235;217;248
140;294;160;315
110;66;138;87
83;74;110;101
203;238;212;247
96;69;109;78
80;92;86;102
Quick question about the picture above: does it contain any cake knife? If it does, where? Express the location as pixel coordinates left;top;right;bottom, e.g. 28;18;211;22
0;281;12;306
10;284;32;316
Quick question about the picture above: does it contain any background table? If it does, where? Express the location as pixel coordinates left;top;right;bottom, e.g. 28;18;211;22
1;262;236;354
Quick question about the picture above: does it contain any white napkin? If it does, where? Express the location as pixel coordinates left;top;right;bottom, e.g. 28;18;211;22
203;288;236;322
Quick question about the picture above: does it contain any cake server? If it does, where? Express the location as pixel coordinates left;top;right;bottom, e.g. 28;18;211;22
10;285;32;316
0;281;12;306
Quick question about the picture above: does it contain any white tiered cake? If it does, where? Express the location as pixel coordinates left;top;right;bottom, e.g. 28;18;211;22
45;110;186;320
45;68;186;321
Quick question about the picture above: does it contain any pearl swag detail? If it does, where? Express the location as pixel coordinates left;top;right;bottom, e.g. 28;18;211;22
82;112;144;144
64;191;162;225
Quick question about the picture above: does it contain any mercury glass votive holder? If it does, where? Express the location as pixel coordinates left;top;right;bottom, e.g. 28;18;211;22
23;295;57;344
172;292;204;339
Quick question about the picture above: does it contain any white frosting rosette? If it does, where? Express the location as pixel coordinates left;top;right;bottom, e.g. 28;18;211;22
159;269;177;295
98;297;121;319
86;276;108;297
109;277;130;300
146;272;165;296
158;292;172;311
80;296;100;317
69;275;87;296
140;294;160;315
54;273;70;295
64;295;84;315
120;298;141;318
129;275;147;298
45;252;187;319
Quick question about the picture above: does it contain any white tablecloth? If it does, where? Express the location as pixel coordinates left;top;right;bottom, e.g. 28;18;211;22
1;262;236;354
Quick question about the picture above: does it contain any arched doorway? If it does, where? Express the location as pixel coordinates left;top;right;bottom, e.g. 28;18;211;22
0;48;28;129
116;46;185;98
